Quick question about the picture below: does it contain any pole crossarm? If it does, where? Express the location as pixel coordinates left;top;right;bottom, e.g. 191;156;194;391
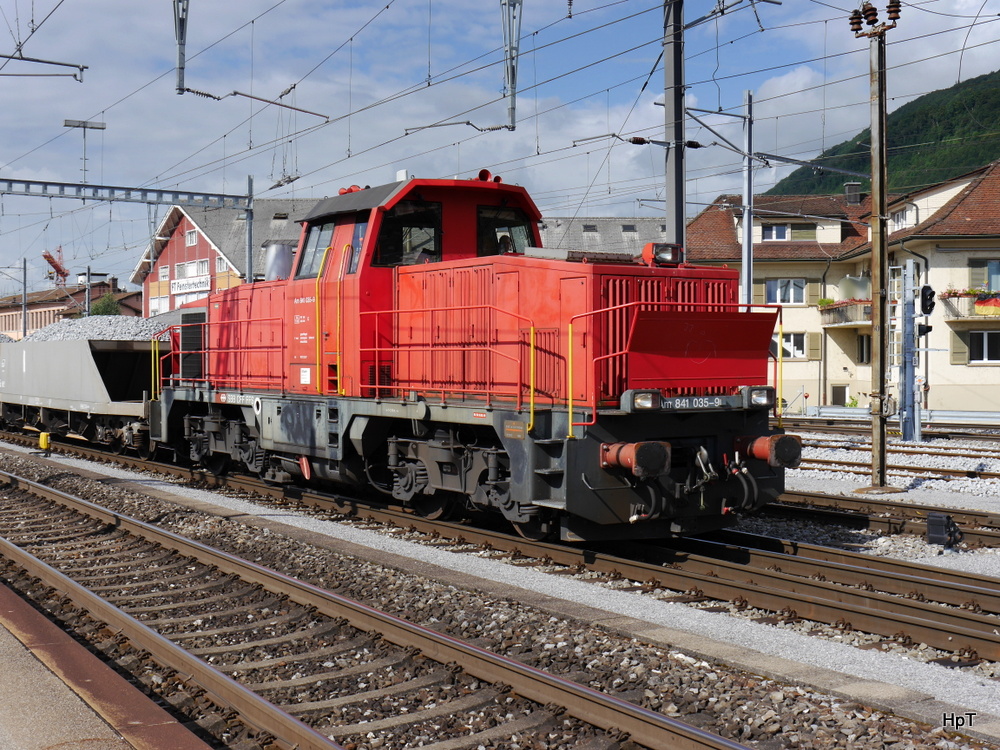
0;178;250;210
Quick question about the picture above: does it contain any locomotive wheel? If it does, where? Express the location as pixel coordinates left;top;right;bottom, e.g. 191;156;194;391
512;518;550;541
203;452;229;476
411;493;456;521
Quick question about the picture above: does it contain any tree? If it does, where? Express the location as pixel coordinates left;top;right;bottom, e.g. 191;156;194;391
90;292;121;316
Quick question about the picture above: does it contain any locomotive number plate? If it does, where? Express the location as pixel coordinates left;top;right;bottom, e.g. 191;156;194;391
662;395;741;410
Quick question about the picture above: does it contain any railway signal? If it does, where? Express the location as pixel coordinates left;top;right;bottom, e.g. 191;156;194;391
920;284;936;315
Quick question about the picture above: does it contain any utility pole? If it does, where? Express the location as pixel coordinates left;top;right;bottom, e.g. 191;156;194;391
501;0;523;130
742;91;754;305
174;0;190;94
663;0;685;247
850;1;900;489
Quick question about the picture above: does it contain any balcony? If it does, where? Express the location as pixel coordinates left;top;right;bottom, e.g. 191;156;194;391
940;293;1000;322
819;299;872;328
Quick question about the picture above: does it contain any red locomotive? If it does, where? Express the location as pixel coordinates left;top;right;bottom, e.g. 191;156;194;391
154;170;800;540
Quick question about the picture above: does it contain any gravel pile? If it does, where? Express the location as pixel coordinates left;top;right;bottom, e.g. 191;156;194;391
0;333;14;342
0;449;995;749
23;315;172;341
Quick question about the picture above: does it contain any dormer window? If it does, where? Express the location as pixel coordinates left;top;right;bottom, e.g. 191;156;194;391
762;224;788;241
762;223;817;241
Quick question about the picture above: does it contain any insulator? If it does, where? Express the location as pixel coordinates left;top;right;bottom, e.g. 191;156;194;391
862;2;879;25
886;0;901;21
849;9;863;33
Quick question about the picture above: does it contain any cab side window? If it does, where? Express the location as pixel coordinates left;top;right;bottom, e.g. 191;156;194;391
295;221;335;279
477;206;534;256
372;201;442;267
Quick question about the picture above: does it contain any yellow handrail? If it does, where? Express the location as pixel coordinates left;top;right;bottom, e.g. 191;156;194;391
566;321;574;439
528;325;536;433
150;338;160;401
313;243;334;395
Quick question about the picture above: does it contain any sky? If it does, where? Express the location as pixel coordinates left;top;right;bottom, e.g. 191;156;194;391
0;0;998;295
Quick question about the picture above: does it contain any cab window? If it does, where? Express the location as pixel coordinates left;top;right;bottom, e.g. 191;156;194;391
348;219;368;273
372;201;442;267
295;221;335;279
477;206;534;256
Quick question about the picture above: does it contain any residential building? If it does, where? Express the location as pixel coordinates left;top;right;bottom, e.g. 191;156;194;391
685;159;1000;412
129;199;316;316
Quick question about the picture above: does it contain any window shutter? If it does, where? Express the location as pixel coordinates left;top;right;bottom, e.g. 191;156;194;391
807;332;822;361
806;280;821;305
950;330;969;365
753;281;765;305
791;224;817;241
969;260;988;289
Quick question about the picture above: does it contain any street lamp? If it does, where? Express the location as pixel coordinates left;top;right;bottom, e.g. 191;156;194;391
64;119;106;184
850;2;900;491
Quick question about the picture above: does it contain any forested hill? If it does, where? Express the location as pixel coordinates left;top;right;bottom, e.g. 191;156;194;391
765;69;1000;195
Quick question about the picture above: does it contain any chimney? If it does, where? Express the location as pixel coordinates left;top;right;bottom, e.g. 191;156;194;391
844;182;862;205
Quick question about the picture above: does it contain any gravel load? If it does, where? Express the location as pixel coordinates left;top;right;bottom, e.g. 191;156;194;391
23;315;174;342
0;333;14;342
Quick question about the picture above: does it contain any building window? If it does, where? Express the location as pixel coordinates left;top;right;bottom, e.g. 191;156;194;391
890;208;908;232
185;229;198;247
765;278;806;305
216;255;228;274
987;260;1000;292
175;263;187;279
582;224;598;233
857;333;872;364
762;224;788;241
621;224;636;233
158;265;169;281
197;259;209;276
770;332;806;359
149;296;169;315
969;331;1000;363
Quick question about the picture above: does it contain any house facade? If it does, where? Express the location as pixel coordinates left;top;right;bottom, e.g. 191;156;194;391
685;160;1000;412
129;199;316;316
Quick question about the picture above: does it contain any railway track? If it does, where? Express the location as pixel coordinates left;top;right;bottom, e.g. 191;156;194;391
772;491;1000;547
196;474;1000;664
780;416;1000;442
9;433;1000;661
0;468;748;750
796;455;1000;481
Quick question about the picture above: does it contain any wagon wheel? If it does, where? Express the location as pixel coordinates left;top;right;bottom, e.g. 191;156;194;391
411;493;457;521
137;439;158;461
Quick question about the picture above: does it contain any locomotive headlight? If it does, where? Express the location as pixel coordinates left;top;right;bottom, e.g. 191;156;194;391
631;390;661;410
747;386;775;408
